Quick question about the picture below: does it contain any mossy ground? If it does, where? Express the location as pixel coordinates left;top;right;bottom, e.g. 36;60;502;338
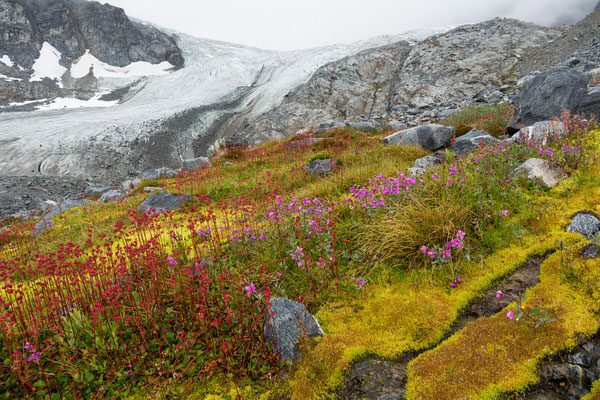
1;114;598;399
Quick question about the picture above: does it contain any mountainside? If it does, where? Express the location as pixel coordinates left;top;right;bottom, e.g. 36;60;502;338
238;18;561;143
0;0;183;104
516;6;600;74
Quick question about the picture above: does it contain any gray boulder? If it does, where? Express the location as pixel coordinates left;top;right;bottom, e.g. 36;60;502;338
33;199;94;236
579;85;600;118
122;178;142;191
84;185;113;197
566;213;600;240
264;298;323;361
512;158;568;188
307;158;339;176
453;130;499;155
181;157;212;172
99;190;126;203
583;245;600;259
137;192;193;214
141;168;176;180
383;124;454;152
509;67;588;130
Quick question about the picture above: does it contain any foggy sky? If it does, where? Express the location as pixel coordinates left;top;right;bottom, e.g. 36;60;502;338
98;0;597;50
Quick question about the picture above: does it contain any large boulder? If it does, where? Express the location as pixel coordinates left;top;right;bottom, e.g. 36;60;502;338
579;85;600;118
307;158;339;176
264;298;323;361
33;199;94;236
383;124;454;152
453;129;498;155
566;213;600;241
509;67;588;130
181;157;212;172
137;192;193;214
512;158;568;188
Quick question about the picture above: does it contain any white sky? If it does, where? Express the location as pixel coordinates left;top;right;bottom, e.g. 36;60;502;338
98;0;597;50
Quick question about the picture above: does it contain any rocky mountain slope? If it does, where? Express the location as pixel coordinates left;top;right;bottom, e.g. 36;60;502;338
237;18;561;143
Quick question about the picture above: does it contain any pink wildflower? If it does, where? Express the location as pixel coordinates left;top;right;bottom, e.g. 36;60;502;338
507;309;515;320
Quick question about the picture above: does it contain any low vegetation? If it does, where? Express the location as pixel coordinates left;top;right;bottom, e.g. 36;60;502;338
0;107;599;399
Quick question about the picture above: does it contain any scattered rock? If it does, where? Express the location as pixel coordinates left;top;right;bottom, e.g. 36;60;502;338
349;121;376;131
141;168;176;180
137;192;193;214
413;156;442;169
181;157;212;171
263;298;323;361
566;213;600;240
122;178;142;191
582;244;600;259
387;120;406;131
99;190;126;203
512;158;568;188
452;129;498;155
307;158;339;176
33;199;94;236
383;124;454;152
509;67;589;130
512;120;568;144
286;137;323;151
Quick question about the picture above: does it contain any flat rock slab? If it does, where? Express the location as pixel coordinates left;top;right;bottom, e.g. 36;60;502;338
181;157;211;171
567;213;600;241
512;158;568;188
264;298;323;361
453;129;498;155
383;124;454;152
137;192;193;214
33;199;95;236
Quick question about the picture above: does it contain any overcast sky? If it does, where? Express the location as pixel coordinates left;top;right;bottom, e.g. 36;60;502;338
98;0;597;50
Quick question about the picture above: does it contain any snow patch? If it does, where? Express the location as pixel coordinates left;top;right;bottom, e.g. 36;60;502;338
0;55;14;67
30;43;67;87
71;50;174;79
0;73;21;82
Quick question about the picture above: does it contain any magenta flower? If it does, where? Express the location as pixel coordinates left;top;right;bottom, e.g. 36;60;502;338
167;256;178;266
442;249;452;259
450;283;457;288
244;282;256;296
456;230;466;240
276;271;282;278
507;309;515;320
432;173;440;181
456;277;461;283
24;342;34;351
501;210;509;217
357;278;365;287
27;352;41;362
427;250;436;259
421;245;429;254
496;291;505;299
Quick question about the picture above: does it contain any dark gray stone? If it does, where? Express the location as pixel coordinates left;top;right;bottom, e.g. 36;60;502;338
512;158;568;188
99;190;126;203
33;199;94;236
307;158;339;176
137;192;193;214
84;185;113;197
181;157;211;171
566;213;600;240
141;168;176;180
263;298;323;361
509;67;589;129
568;352;592;367
383;124;454;152
453;129;499;155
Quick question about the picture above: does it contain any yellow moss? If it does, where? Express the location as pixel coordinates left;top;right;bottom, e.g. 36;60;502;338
583;379;600;400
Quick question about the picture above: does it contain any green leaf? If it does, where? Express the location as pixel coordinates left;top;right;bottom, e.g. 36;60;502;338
33;380;46;388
